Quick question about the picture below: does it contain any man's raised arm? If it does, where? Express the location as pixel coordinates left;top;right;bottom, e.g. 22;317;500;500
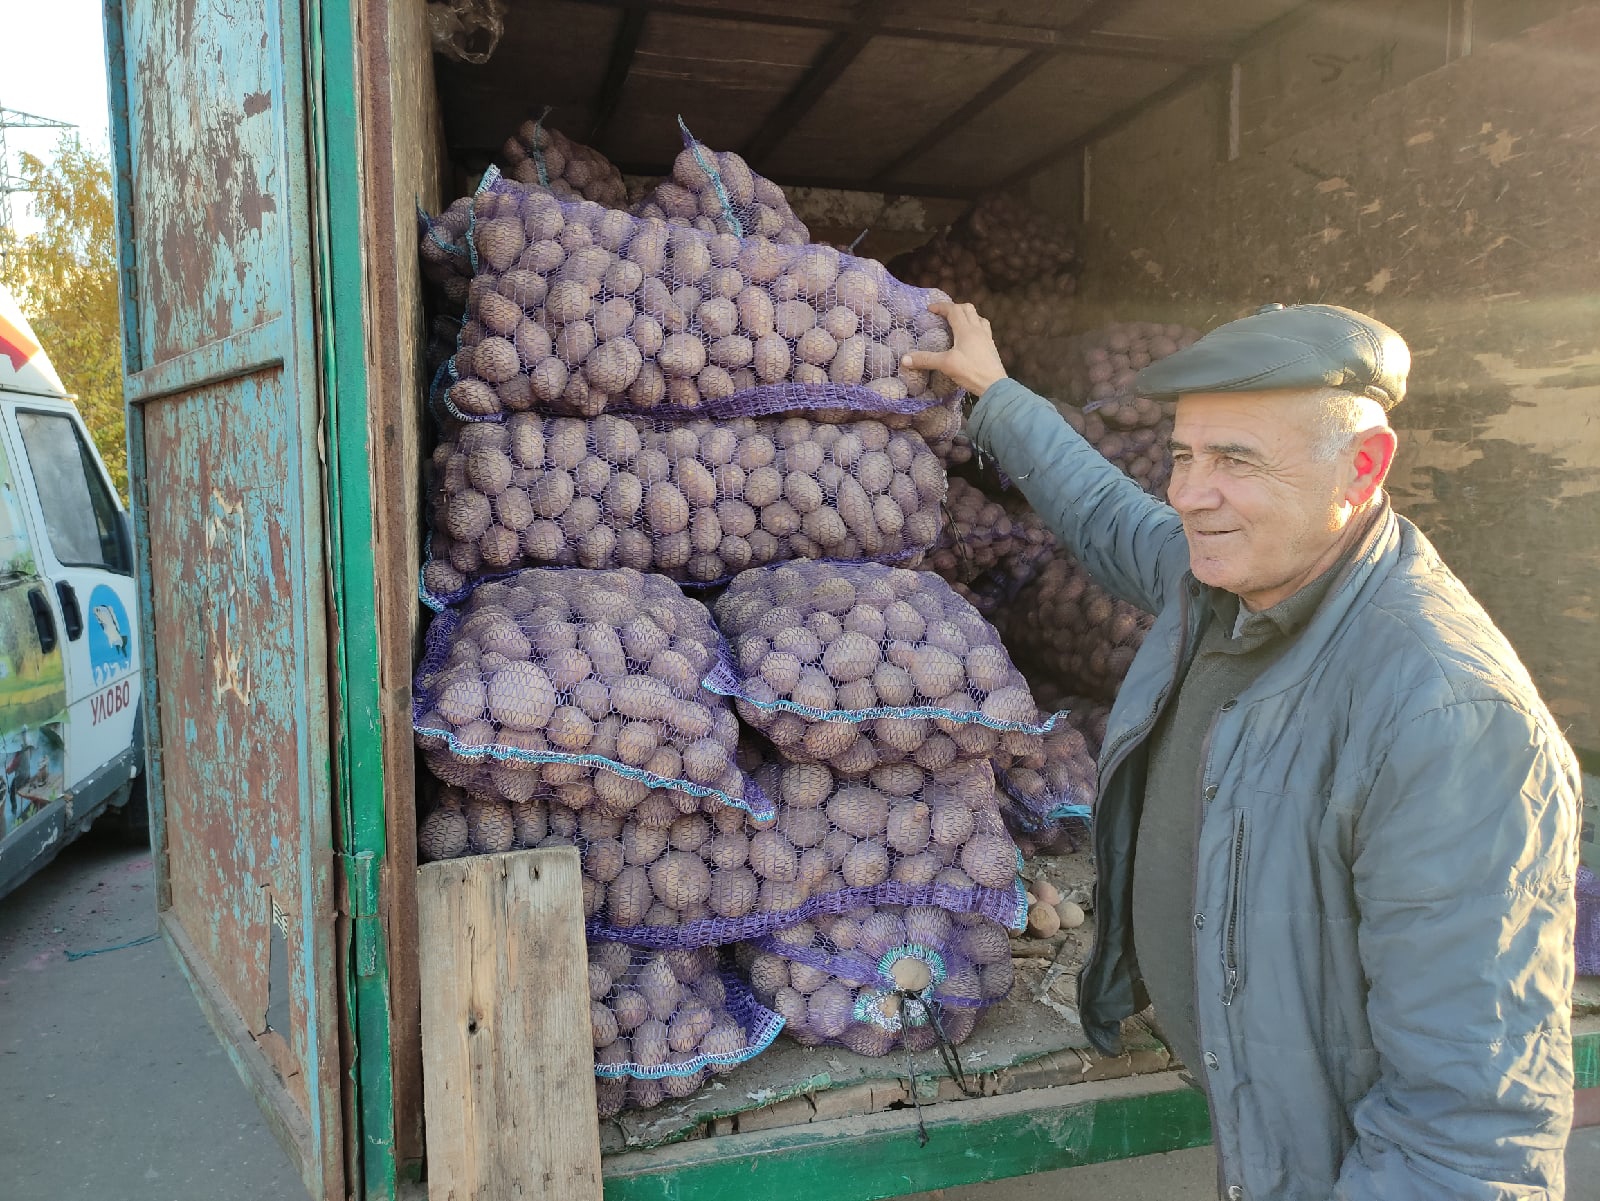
905;303;1189;615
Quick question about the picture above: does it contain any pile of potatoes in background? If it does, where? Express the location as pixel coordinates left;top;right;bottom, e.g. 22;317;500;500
928;478;1058;615
1002;555;1153;705
500;120;630;209
423;413;948;603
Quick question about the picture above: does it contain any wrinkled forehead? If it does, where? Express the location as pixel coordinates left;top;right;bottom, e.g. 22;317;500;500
1169;388;1326;449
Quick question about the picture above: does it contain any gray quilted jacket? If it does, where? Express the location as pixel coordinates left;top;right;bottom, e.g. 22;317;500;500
970;379;1580;1201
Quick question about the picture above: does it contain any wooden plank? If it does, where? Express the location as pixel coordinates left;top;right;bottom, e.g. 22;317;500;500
1000;0;1322;187
870;50;1054;183
563;0;1228;60
741;0;893;168
602;1074;1213;1201
588;7;648;148
358;0;446;1168
419;848;601;1201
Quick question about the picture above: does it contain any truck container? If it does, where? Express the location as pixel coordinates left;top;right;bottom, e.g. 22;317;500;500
101;1;1600;1197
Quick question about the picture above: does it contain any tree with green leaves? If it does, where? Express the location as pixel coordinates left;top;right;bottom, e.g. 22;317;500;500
0;136;126;497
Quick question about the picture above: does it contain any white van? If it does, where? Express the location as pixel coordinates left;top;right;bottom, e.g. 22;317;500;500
0;284;142;897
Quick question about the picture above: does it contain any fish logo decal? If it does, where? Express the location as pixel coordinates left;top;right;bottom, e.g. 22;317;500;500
87;586;135;687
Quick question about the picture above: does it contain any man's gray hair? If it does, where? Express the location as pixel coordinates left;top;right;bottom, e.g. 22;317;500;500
1306;387;1390;460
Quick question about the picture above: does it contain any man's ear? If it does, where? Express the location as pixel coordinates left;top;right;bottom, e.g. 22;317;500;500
1346;426;1397;506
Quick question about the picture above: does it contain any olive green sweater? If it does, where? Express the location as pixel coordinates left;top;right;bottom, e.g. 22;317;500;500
1132;570;1339;1074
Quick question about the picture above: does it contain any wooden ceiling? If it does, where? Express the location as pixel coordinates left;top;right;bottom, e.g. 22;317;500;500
434;0;1309;198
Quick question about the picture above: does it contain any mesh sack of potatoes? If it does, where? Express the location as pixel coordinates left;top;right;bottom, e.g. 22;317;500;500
954;193;1078;292
415;754;1026;947
993;708;1100;857
418;197;475;310
630;120;809;247
1003;554;1153;705
589;940;785;1116
436;171;963;427
885;233;990;305
929;478;1056;595
499;116;629;209
412;567;772;819
981;283;1078;402
707;562;1060;775
1058;405;1177;499
419;411;947;607
1060;321;1200;411
735;903;1013;1056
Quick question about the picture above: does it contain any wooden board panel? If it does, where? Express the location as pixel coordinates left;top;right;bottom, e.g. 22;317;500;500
1073;5;1600;748
887;0;1100;26
361;0;448;1168
1096;0;1301;42
896;53;1180;186
598;14;833;168
763;37;1028;180
1238;0;1450;152
419;848;602;1200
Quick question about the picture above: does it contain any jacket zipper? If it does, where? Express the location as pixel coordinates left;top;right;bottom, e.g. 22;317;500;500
1221;810;1249;1006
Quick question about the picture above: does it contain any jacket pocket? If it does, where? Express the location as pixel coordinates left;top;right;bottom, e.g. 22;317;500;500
1221;810;1249;1007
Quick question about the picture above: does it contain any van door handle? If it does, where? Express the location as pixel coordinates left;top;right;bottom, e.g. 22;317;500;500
27;587;57;654
55;581;83;641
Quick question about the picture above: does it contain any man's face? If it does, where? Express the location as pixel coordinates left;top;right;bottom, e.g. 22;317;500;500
1167;390;1354;611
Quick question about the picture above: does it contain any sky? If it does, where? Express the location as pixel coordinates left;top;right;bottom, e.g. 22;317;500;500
0;0;113;235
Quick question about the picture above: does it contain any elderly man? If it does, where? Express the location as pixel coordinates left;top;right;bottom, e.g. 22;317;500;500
905;302;1579;1201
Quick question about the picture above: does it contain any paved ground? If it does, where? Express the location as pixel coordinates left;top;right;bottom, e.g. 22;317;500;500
3;837;1596;1200
0;837;303;1201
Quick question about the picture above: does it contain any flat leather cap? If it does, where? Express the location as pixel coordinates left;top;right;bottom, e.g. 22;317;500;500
1133;303;1410;409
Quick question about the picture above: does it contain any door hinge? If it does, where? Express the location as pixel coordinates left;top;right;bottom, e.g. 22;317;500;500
340;850;382;979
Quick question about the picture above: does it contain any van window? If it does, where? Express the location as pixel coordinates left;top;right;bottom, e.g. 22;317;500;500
15;412;128;574
0;438;38;580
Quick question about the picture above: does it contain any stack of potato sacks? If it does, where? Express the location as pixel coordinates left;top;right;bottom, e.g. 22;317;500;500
411;120;1060;1116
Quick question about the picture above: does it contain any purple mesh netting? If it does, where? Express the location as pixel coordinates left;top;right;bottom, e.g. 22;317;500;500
412;568;771;820
437;171;965;432
709;562;1059;775
418;198;474;309
630;120;810;246
415;754;1029;949
1579;866;1599;977
419;412;945;607
735;903;1012;1055
588;942;784;1115
995;715;1095;823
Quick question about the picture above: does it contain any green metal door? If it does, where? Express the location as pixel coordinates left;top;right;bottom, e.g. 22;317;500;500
102;0;393;1196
